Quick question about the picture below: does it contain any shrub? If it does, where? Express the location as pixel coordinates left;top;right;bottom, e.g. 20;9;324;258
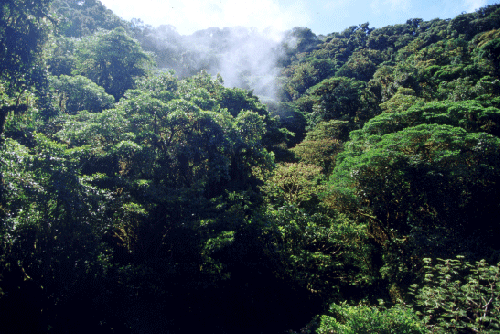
411;256;500;333
316;303;427;334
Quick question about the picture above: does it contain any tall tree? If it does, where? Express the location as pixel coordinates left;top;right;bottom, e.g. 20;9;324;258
50;0;127;38
0;0;53;135
1;0;53;229
73;27;152;100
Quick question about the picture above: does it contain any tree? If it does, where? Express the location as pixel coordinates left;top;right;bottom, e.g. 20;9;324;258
1;0;54;134
336;49;387;82
357;100;500;139
281;62;320;100
0;0;53;89
473;29;500;78
327;123;500;286
49;75;115;114
262;204;371;298
44;35;76;76
262;162;324;210
278;27;320;67
291;120;346;174
1;0;53;232
379;87;423;113
73;27;152;100
0;134;113;332
308;303;425;334
411;257;500;333
296;77;375;130
50;0;127;38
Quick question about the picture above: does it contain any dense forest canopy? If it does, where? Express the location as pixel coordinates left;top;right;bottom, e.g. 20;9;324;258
1;1;500;333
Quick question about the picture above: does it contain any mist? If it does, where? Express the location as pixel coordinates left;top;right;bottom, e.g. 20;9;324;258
132;23;292;100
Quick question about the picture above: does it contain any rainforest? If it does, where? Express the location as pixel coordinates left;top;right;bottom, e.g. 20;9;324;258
1;0;500;333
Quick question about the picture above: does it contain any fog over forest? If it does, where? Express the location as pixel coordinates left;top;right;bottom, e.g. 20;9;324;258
132;22;317;99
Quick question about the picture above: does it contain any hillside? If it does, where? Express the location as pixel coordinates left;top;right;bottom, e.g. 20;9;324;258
1;1;500;333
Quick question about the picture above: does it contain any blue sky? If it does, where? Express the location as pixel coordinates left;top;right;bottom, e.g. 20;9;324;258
99;0;499;36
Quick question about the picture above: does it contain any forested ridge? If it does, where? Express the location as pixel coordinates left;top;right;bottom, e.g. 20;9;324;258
1;0;500;333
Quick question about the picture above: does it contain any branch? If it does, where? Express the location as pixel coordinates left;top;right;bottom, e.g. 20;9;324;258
483;296;493;319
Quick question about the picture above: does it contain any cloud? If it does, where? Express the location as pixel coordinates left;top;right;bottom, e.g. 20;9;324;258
386;0;411;11
464;0;488;12
370;0;411;16
101;0;311;35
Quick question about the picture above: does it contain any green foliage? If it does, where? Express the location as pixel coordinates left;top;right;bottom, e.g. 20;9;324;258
0;0;53;91
73;27;152;100
50;71;276;288
278;27;320;69
325;121;500;297
291;139;342;175
0;0;55;132
55;108;130;150
336;49;387;82
296;76;377;131
379;87;423;113
266;102;307;148
303;120;350;142
263;163;325;210
3;2;500;332
49;75;115;113
331;123;500;246
1;85;41;142
291;120;347;174
44;35;76;76
263;206;372;297
134;70;179;96
50;0;127;38
411;257;500;333
314;303;426;334
357;100;500;139
218;87;268;117
0;134;112;329
281;61;323;100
